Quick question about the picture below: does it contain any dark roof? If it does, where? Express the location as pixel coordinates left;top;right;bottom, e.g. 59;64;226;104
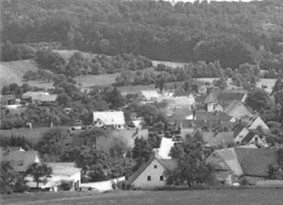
202;132;234;147
224;100;252;119
1;148;41;172
234;147;278;177
127;154;177;185
241;132;257;144
218;92;246;106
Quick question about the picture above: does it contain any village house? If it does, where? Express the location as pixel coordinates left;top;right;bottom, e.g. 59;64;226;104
0;147;41;173
126;153;177;189
202;131;235;148
21;91;58;106
206;147;279;185
240;116;270;131
224;100;252;119
93;111;125;130
25;162;81;192
207;102;224;113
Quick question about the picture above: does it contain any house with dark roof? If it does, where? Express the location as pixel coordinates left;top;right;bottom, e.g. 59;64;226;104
0;147;41;173
21;91;58;106
207;147;279;185
202;131;235;148
224;100;252;119
126;154;177;189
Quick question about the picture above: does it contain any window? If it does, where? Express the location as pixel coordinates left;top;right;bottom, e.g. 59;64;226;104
160;176;164;181
147;176;151;181
154;165;157;169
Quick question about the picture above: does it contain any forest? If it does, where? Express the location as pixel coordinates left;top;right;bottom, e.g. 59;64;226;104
1;0;283;72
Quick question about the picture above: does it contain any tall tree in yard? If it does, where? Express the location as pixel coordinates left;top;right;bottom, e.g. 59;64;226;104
246;88;272;112
26;163;52;189
167;134;215;187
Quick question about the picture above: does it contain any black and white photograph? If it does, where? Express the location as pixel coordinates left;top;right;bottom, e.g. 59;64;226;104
0;0;283;204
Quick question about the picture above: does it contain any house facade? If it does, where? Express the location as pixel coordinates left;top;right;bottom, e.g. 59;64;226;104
127;155;177;189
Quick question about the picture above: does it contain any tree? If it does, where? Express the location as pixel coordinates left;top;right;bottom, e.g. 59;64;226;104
132;137;153;171
0;161;28;194
167;134;215;187
26;163;52;189
103;87;125;109
155;76;166;93
274;89;283;106
246;88;272;112
271;78;283;95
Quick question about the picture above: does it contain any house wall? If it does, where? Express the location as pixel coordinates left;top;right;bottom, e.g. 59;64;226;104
248;135;266;147
131;159;167;189
249;117;269;131
207;103;215;112
69;171;81;191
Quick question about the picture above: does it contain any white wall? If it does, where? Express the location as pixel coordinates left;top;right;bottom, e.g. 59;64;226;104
132;159;167;189
80;176;125;192
249;117;269;131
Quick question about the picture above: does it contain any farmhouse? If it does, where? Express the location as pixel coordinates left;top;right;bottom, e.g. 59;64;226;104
207;147;279;185
26;162;81;192
21;91;58;106
0;147;41;173
127;154;177;189
93;111;125;129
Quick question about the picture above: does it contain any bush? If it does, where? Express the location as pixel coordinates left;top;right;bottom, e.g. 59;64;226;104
58;180;73;191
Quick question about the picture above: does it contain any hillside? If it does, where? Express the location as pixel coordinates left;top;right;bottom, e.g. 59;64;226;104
0;60;38;90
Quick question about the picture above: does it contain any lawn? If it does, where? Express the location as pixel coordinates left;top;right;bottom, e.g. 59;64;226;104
1;189;282;205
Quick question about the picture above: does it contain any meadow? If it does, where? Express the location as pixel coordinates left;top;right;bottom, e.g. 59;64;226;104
1;189;282;205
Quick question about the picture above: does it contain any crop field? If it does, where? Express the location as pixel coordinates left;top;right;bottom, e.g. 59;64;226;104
1;189;282;205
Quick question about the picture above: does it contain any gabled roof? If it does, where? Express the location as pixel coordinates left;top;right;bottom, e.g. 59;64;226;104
127;154;177;185
224;100;252;119
234;147;278;177
157;137;175;159
93;111;125;125
22;92;58;102
46;162;81;176
207;148;243;176
1;148;40;172
140;90;160;100
202;132;234;148
218;91;247;105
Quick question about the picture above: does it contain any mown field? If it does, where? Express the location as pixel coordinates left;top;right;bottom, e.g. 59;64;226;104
1;189;283;205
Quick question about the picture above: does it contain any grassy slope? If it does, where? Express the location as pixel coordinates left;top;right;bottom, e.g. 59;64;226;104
1;189;283;205
0;60;38;90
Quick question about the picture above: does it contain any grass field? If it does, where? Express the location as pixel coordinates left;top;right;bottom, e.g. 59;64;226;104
0;60;38;91
1;189;283;205
75;73;119;88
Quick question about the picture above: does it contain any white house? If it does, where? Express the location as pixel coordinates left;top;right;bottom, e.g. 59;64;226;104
93;111;125;129
26;163;81;192
127;154;177;189
207;102;223;113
